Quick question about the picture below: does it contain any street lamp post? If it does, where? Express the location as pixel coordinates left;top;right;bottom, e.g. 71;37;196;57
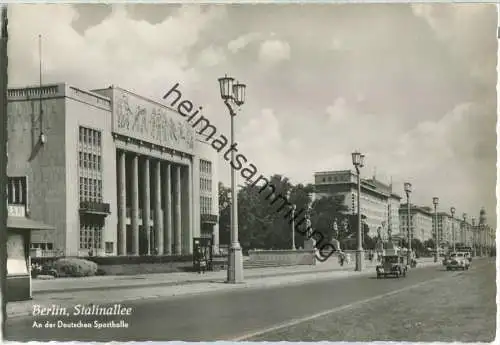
404;183;412;264
218;74;246;284
450;207;456;252
479;225;484;256
432;197;439;262
286;190;296;250
305;192;314;248
462;213;467;247
471;217;476;256
351;151;365;272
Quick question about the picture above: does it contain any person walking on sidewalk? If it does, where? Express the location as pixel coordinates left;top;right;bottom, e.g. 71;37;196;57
194;247;207;274
339;252;345;266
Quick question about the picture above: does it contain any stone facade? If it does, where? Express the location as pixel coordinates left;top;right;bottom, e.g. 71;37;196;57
314;170;401;238
7;83;219;257
398;204;433;242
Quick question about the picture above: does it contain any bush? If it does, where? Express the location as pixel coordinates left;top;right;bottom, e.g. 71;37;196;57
53;258;98;277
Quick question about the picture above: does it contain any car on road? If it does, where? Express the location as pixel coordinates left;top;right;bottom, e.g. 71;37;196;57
376;255;408;278
446;252;470;271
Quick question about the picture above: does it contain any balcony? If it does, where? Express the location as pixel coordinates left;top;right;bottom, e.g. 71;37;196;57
80;201;111;216
201;214;218;224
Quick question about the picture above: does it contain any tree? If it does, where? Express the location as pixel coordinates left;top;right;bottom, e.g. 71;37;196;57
411;238;425;255
218;182;231;245
310;195;349;245
423;238;435;250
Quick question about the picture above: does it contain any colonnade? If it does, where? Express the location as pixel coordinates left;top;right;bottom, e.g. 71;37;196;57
116;149;192;256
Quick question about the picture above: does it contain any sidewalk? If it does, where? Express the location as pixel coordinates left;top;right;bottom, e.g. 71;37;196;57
33;258;385;294
8;259;440;319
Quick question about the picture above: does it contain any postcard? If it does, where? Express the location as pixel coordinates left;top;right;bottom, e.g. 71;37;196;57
0;2;496;343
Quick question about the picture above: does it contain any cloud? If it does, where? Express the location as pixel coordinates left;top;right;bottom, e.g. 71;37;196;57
9;4;226;94
227;32;263;53
369;101;496;215
236;108;288;177
9;4;496;227
258;39;291;64
197;45;226;67
326;98;350;123
411;4;497;87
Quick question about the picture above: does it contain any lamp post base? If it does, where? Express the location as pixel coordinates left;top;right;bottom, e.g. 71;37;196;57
227;244;244;284
355;249;364;272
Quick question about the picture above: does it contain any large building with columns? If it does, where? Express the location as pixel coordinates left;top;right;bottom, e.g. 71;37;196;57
6;83;219;257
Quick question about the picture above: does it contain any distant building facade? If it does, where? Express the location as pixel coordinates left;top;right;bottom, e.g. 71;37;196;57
398;204;433;242
314;170;401;238
7;83;219;257
434;212;457;245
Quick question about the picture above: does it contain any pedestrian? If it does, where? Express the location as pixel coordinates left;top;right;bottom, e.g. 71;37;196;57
339;252;345;266
195;247;204;274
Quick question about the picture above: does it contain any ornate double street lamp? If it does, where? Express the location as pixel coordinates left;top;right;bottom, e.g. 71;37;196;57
218;74;246;284
351;151;365;272
286;190;296;250
404;183;412;264
432;197;439;262
450;207;456;252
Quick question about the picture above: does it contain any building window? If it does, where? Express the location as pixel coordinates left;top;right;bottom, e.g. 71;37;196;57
30;242;54;250
78;126;103;203
79;218;103;250
200;196;212;214
7;176;27;205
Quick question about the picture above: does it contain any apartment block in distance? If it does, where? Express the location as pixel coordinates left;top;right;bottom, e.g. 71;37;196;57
398;204;433;242
314;170;401;238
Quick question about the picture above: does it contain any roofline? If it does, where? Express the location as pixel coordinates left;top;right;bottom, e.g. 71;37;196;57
314;170;352;176
91;85;182;115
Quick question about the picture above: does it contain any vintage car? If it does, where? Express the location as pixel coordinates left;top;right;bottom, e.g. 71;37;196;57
446;252;470;271
376;255;408;278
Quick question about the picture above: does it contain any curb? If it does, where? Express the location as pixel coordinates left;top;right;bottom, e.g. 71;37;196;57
33;264;370;295
32;260;437;295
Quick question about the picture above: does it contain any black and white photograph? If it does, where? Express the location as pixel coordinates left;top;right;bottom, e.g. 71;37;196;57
0;1;497;343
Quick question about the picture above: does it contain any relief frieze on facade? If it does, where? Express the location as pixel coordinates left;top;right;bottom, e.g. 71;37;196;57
114;92;194;153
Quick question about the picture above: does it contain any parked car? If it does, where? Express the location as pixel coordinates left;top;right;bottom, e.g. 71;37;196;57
31;262;59;278
376;255;408;278
446;252;470;271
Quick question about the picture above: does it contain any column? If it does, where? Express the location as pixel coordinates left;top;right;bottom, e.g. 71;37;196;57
117;150;127;255
11;179;16;203
142;157;151;255
154;160;163;255
163;163;172;255
181;164;193;254
17;179;23;204
131;154;139;255
174;165;182;255
187;164;193;254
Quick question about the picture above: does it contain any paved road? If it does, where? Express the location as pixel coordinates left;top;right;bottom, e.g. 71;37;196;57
5;260;491;341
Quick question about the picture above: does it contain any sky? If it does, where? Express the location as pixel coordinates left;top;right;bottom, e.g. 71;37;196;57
8;3;498;228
